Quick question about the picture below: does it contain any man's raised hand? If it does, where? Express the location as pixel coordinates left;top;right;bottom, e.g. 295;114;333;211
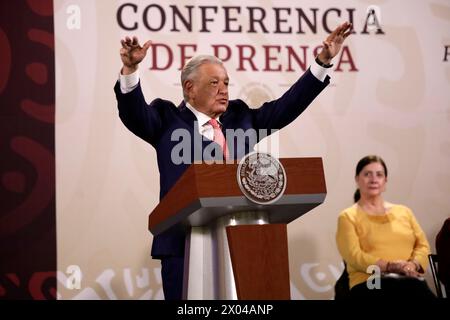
317;21;352;65
120;36;151;75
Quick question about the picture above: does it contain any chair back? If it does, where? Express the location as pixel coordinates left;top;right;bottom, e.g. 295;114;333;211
428;254;446;298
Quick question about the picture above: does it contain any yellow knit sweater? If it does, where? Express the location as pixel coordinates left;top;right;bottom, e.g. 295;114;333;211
336;203;430;288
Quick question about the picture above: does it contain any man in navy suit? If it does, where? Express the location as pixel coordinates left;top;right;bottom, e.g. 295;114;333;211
115;22;352;300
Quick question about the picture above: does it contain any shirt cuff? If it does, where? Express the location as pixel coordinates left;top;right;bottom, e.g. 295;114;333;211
310;60;330;82
119;69;139;94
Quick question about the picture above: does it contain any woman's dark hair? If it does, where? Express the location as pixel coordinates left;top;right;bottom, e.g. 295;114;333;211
353;155;388;203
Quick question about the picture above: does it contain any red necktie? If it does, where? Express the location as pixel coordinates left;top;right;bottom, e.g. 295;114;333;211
208;119;229;160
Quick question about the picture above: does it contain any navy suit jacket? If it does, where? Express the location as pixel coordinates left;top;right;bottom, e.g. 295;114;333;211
114;68;329;258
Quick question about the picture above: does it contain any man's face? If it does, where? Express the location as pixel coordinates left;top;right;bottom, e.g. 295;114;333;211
186;63;229;118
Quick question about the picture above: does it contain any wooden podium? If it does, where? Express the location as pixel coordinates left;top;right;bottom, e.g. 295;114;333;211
148;158;326;300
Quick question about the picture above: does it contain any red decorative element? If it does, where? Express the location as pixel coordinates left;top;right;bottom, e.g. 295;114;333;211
0;27;11;94
29;272;57;300
26;0;53;17
0;0;56;299
0;272;57;299
28;28;54;50
0;137;55;237
21;99;55;123
6;273;20;286
26;62;48;85
2;171;26;193
49;287;57;298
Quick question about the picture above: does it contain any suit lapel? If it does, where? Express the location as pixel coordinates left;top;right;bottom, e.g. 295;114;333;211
177;101;197;126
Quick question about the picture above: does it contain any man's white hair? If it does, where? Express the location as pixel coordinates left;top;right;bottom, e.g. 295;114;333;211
181;55;224;100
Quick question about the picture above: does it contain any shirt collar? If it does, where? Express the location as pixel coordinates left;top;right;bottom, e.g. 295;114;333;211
184;102;222;127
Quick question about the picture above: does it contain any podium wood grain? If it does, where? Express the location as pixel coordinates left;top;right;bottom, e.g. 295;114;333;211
226;224;290;300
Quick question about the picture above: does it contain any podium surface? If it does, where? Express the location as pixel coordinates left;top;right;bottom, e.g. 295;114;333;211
148;157;327;299
149;158;326;235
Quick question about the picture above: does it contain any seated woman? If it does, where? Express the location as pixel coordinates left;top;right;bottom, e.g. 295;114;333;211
336;155;435;298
